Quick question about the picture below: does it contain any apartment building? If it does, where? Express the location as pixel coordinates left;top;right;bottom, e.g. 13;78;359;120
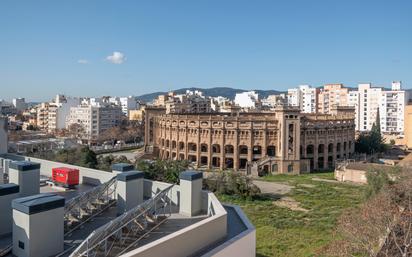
12;98;27;111
287;85;318;113
347;90;360;130
356;83;382;132
153;90;212;114
66;105;122;142
36;102;50;130
47;95;80;132
110;96;138;115
261;94;287;108
318;84;349;114
379;82;408;133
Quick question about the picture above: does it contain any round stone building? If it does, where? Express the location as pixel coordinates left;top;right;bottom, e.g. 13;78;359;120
144;106;355;175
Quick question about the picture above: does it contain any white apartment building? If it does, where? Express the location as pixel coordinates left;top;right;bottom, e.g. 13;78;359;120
110;96;138;115
379;82;408;133
287;85;318;113
287;88;300;107
347;90;360;130
234;91;259;109
66;105;122;142
357;83;382;132
47;95;80;132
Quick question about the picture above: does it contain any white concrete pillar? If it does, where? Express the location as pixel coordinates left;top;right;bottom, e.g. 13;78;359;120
179;171;203;217
12;193;65;257
116;171;144;215
0;183;19;236
111;163;134;176
9;161;40;197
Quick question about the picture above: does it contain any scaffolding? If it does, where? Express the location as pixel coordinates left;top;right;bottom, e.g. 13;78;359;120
69;184;174;257
65;177;118;234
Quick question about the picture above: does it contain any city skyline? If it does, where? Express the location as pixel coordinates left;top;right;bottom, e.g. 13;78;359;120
1;0;411;101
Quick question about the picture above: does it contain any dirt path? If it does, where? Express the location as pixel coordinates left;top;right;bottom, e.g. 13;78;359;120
253;180;309;212
253;180;293;197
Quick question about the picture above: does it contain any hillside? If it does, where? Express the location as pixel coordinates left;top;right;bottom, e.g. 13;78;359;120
136;87;285;103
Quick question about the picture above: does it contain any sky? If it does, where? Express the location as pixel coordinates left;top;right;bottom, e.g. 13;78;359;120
0;0;411;101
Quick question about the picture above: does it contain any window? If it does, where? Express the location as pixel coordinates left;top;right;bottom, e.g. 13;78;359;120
288;164;293;173
19;241;24;250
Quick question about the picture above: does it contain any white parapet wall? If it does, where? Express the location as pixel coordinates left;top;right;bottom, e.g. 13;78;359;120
201;204;256;257
2;154;115;186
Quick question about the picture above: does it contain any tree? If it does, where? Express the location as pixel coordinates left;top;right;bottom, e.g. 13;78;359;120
355;122;386;154
136;159;189;184
68;123;85;140
80;147;98;168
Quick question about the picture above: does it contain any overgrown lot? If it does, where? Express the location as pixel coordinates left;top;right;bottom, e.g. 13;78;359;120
218;172;366;257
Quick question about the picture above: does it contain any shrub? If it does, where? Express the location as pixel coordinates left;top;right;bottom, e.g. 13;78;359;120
204;172;260;199
135;159;189;184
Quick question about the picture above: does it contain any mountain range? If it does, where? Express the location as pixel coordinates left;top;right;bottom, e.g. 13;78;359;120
136;87;285;103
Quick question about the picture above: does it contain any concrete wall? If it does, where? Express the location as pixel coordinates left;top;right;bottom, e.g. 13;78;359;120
143;179;180;206
335;168;367;184
0;190;19;236
121;192;227;257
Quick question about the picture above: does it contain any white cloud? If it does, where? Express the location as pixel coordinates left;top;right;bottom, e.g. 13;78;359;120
77;59;89;64
106;51;126;64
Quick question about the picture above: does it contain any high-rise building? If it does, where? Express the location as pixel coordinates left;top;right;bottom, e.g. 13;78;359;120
347;90;360;130
379;81;408;133
357;83;382;132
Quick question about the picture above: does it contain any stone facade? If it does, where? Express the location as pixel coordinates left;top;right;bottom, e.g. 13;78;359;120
144;106;356;174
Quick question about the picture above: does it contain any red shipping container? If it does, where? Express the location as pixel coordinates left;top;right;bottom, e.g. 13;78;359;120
52;167;79;188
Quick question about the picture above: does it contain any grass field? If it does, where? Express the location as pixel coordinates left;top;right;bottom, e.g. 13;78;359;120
218;172;366;257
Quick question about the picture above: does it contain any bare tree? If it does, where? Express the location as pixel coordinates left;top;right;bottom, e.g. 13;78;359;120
322;168;412;257
68;123;85;140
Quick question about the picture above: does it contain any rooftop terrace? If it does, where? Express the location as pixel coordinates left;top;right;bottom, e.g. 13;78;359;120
0;154;255;257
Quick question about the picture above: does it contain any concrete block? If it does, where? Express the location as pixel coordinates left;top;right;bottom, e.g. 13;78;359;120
117;171;144;214
0;183;19;236
112;163;134;176
9;161;40;197
12;193;65;257
179;171;203;217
